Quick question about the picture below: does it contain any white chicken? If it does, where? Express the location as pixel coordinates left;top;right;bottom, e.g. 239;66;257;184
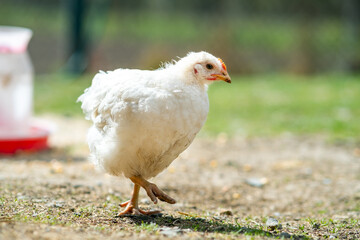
78;51;231;215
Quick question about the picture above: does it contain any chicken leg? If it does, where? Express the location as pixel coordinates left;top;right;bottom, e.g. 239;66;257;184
118;176;176;216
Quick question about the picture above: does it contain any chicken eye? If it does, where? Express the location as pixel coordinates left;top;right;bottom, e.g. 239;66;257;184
206;64;213;70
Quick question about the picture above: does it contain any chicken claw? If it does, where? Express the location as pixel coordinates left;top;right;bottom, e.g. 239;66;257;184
130;176;176;205
119;200;130;208
118;202;160;216
144;183;176;204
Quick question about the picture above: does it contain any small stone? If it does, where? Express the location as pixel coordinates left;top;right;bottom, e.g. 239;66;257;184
32;199;47;203
266;217;280;231
17;195;28;200
232;193;241;199
288;226;298;230
245;178;268;188
221;186;230;192
242;164;253;172
55;203;63;208
322;178;332;185
219;210;233;216
46;201;64;208
329;235;336;239
50;160;63;174
159;226;182;237
210;160;218;168
272;160;302;170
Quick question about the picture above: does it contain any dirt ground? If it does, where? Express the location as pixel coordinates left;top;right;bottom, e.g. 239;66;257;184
1;116;359;240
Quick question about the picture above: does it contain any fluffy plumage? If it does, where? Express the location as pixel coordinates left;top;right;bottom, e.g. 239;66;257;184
78;51;230;215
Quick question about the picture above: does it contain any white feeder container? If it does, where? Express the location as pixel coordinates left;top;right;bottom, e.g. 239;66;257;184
0;26;50;154
0;26;34;138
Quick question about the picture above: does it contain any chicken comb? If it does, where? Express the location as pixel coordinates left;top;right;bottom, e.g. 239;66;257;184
218;58;227;71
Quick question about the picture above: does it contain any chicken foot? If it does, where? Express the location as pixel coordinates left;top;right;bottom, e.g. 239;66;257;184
118;176;176;216
130;175;176;205
118;183;161;216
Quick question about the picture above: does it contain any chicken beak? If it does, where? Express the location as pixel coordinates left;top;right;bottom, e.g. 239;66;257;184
211;73;231;83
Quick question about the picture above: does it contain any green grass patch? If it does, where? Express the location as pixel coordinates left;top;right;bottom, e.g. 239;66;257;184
34;74;360;140
34;74;89;116
205;74;360;140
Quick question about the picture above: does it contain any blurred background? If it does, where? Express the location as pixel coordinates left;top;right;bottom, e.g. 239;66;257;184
1;0;359;142
1;0;360;74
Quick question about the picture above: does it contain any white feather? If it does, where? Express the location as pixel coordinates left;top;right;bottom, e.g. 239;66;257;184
78;52;221;179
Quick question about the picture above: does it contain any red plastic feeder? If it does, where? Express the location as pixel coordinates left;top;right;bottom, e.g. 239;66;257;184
0;126;49;154
0;26;51;155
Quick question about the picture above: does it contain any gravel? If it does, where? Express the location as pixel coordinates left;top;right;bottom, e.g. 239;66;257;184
0;116;359;240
